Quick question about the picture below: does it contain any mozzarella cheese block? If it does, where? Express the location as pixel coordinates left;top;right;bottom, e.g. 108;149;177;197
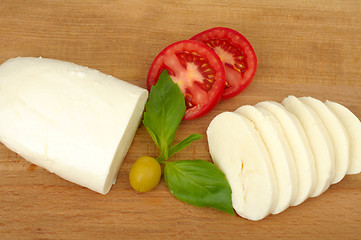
207;112;278;221
282;96;335;197
300;97;350;183
325;100;361;174
255;101;316;206
235;105;298;214
0;57;148;194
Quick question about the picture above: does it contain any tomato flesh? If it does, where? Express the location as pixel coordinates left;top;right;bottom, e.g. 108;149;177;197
147;40;225;120
190;27;257;99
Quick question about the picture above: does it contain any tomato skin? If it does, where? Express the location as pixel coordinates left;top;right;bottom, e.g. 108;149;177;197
129;156;161;192
190;27;257;99
147;40;225;120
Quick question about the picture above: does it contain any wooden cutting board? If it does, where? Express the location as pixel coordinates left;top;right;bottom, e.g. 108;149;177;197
1;1;360;239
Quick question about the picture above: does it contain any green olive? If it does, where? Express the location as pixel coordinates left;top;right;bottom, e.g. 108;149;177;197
129;156;161;192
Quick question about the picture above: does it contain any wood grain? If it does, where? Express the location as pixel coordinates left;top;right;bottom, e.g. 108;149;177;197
0;0;360;239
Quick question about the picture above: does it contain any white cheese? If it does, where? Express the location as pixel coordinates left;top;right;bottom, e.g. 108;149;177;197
235;105;298;214
300;97;350;183
0;57;148;194
255;101;316;206
325;101;361;174
282;96;334;197
207;112;278;221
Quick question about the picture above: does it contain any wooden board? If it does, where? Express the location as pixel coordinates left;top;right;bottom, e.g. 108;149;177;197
0;1;360;239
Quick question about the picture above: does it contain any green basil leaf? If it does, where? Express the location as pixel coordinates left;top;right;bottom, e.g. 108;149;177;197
157;134;203;162
143;70;186;159
164;160;234;215
169;134;203;156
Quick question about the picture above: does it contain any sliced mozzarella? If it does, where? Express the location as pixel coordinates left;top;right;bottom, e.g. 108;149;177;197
207;112;278;221
235;105;297;214
256;101;316;206
299;97;350;183
325;101;361;174
282;95;334;197
0;57;148;194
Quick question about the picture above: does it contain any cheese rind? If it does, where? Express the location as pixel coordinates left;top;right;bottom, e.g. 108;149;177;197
256;101;316;206
0;57;148;194
282;96;334;197
325;100;361;174
207;112;278;221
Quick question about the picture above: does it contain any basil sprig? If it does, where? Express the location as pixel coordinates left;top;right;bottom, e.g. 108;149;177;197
143;70;186;160
142;70;233;215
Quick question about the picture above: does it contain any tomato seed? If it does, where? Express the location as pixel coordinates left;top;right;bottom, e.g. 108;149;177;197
235;63;246;70
207;74;215;80
185;91;195;108
237;56;245;61
225;80;231;88
192;51;201;57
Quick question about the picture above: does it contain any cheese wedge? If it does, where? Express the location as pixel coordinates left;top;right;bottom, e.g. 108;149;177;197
282;96;334;197
300;97;350;183
325;101;361;174
236;105;298;214
256;101;316;206
0;57;148;194
207;112;278;221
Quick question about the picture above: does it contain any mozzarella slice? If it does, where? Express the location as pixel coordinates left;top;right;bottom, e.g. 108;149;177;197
282;96;334;197
0;57;148;194
235;105;298;214
325;100;361;174
256;101;316;206
207;112;278;221
299;97;350;183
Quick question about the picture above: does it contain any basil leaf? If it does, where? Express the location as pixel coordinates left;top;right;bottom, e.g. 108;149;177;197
143;71;186;159
157;134;203;162
164;160;234;215
169;134;203;156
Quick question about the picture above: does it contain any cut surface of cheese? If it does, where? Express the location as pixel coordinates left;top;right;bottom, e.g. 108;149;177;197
256;101;316;206
282;96;334;197
235;105;298;214
300;97;349;183
325;100;361;174
0;57;148;194
207;112;278;221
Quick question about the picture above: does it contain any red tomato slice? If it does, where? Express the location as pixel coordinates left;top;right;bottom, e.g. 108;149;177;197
190;27;257;99
147;40;225;120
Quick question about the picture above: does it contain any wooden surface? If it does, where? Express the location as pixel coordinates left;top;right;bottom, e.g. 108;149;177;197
1;0;361;239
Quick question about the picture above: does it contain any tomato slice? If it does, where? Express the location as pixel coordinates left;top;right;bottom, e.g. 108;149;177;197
190;27;257;99
147;40;225;120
